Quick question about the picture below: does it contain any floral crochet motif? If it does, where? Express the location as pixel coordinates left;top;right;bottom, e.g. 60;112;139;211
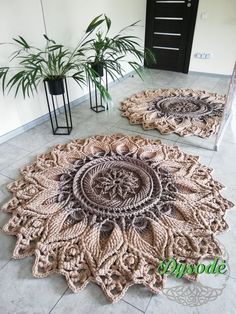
1;134;234;302
121;88;226;138
93;168;139;200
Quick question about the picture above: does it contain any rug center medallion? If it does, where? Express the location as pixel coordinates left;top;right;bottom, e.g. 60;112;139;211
73;156;162;219
154;96;213;117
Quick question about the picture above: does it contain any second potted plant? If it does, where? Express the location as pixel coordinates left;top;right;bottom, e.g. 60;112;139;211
84;14;155;111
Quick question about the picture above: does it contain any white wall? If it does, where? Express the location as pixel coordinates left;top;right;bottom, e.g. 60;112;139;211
190;0;236;75
42;0;146;101
0;0;47;137
0;0;146;137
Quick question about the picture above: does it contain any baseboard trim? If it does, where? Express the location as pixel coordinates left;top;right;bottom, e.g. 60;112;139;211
189;71;231;79
0;94;88;145
0;71;134;145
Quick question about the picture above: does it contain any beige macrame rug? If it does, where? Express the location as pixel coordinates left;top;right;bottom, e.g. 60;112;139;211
1;134;234;302
121;88;226;138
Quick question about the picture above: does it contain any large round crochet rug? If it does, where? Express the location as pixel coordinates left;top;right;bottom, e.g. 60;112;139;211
121;88;226;138
1;134;234;302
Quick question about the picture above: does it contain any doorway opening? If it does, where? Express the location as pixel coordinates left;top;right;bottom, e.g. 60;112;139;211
145;0;199;73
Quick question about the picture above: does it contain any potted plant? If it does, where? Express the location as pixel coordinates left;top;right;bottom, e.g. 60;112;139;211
0;15;155;123
84;14;156;99
0;15;109;133
0;16;106;98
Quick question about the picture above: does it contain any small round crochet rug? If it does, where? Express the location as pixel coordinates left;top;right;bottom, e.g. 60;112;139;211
121;88;226;138
1;134;233;302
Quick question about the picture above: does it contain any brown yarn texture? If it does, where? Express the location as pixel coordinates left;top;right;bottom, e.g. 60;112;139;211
121;88;226;138
1;134;234;302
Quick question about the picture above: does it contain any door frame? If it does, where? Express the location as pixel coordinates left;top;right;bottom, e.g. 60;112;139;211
183;0;199;73
145;0;199;73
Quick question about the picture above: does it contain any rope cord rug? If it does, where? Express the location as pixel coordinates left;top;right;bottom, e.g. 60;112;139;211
121;88;226;138
1;134;234;302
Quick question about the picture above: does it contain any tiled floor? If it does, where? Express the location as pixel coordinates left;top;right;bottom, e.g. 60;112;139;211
0;69;236;314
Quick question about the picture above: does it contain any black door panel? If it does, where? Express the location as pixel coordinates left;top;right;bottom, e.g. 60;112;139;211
152;49;181;71
154;4;186;17
154;19;183;33
153;34;181;47
145;0;199;73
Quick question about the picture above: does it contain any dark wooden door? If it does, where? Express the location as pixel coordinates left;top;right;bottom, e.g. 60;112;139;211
145;0;199;73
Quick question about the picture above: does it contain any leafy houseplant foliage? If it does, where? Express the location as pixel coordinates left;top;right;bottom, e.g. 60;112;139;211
86;15;155;81
0;23;99;98
0;14;155;101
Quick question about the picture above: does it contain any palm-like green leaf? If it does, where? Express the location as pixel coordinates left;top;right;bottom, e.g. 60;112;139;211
84;14;156;101
0;67;9;94
13;36;30;49
0;14;156;102
104;15;111;34
43;34;56;45
86;14;104;33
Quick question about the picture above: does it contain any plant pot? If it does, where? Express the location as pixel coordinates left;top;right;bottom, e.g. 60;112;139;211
46;78;65;95
91;63;104;77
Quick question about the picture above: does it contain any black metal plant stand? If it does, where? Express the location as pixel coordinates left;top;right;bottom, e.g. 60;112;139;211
44;78;73;135
88;69;109;113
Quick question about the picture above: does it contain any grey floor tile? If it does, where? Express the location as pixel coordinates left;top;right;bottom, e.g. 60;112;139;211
0;174;12;206
222;114;236;144
176;142;215;166
190;76;221;93
0;223;14;271
6;121;61;153
70;101;93;119
0;137;69;180
209;141;236;189
220;187;236;206
67;122;111;140
1;153;34;180
80;106;122;129
213;77;231;95
216;230;236;280
114;116;181;143
0;257;67;314
189;277;236;314
109;126;177;146
50;283;143;314
176;134;217;150
0;174;14;270
121;285;152;312
146;293;198;314
0;174;12;229
0;142;29;171
146;277;236;314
